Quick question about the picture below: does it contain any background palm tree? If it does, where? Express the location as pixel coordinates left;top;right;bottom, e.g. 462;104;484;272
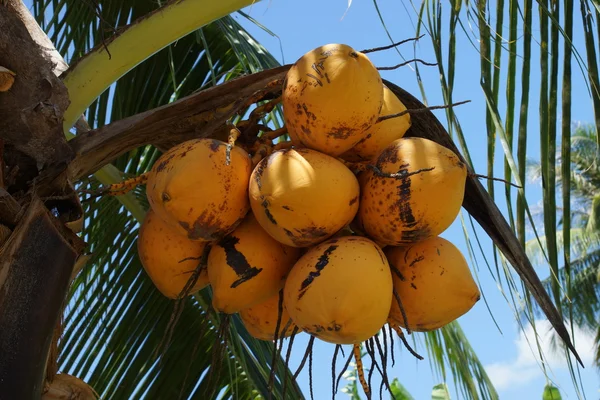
525;122;600;362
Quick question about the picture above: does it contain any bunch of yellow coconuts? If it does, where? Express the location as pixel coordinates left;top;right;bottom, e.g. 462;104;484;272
136;43;481;346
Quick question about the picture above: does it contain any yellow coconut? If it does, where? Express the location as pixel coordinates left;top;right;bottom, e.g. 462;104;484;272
249;148;360;247
342;85;411;161
358;137;467;245
137;209;209;299
386;237;480;331
208;213;301;313
283;236;392;344
282;44;384;157
146;138;252;241
239;291;299;341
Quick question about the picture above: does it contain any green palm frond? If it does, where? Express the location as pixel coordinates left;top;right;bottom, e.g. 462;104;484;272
423;322;498;400
523;121;600;369
526;124;599;198
524;242;600;333
542;383;563;400
526;229;600;265
528;251;600;360
431;383;451;400
389;378;415;400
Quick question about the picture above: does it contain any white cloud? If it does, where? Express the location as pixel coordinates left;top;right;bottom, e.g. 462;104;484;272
485;319;596;391
485;362;540;390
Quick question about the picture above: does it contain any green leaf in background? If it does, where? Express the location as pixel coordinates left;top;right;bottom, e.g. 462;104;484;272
522;123;600;361
542;383;563;400
389;378;415;400
431;383;451;400
423;321;498;400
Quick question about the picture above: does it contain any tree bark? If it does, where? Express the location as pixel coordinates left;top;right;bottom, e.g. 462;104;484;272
0;188;22;227
0;196;85;398
0;1;73;185
6;0;68;76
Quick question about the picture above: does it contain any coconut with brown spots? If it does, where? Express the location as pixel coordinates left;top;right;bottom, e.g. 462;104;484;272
283;236;392;344
342;84;411;162
282;43;384;157
386;236;480;331
358;137;467;246
137;209;209;299
146;138;252;241
207;212;301;314
239;291;299;341
248;148;360;248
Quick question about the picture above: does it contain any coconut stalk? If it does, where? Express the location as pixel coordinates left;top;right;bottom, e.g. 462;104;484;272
61;0;259;132
67;66;290;181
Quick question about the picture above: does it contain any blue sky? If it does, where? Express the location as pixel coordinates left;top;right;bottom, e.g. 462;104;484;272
234;1;600;399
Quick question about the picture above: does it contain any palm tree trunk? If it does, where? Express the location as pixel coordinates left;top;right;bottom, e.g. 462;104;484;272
0;3;85;397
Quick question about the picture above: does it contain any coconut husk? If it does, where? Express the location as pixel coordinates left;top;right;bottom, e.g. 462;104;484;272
42;374;98;400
